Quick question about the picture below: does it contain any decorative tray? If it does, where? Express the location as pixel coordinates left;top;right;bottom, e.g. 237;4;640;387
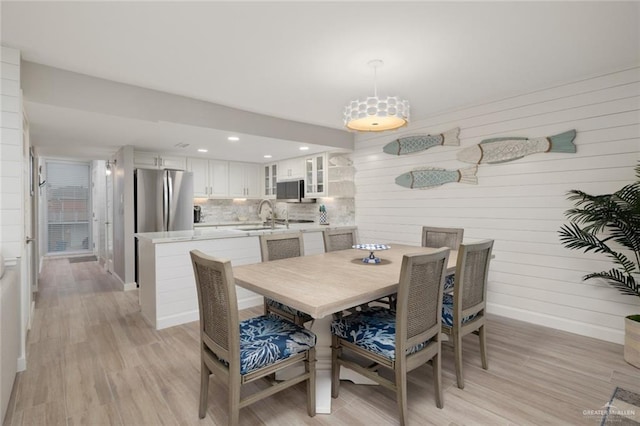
352;244;391;264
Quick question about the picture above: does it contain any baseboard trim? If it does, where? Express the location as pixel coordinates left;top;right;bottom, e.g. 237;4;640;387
17;357;26;372
156;311;199;330
123;282;137;292
110;273;137;292
487;302;624;345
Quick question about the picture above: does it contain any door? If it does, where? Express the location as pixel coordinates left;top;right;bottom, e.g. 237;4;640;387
24;121;35;327
45;161;92;254
165;170;193;231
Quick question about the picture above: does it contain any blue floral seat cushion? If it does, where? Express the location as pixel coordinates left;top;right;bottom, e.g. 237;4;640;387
219;315;316;375
331;307;427;361
266;298;313;323
444;273;455;291
441;293;478;327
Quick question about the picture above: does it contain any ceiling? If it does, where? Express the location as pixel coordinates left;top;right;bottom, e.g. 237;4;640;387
2;1;639;162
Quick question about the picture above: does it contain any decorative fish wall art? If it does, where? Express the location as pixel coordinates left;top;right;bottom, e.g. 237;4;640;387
383;127;460;155
395;166;478;189
457;129;576;164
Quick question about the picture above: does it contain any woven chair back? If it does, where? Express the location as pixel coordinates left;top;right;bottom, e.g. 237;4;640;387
422;226;464;249
396;249;450;349
457;240;494;313
260;233;304;261
323;228;357;252
190;250;239;360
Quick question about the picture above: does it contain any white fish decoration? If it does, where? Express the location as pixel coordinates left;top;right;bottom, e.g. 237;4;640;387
457;129;576;164
395;166;478;189
383;127;460;155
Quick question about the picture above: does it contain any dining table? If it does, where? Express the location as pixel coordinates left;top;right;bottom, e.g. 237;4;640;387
233;243;457;414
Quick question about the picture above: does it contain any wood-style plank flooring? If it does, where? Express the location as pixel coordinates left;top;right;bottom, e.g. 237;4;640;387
3;257;640;425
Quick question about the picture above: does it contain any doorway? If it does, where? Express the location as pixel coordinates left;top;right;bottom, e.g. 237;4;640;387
45;160;92;255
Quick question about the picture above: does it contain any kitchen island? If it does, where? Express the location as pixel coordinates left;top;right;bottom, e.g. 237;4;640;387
135;224;354;329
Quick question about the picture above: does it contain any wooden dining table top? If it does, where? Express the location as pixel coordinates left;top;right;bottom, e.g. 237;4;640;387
233;244;457;319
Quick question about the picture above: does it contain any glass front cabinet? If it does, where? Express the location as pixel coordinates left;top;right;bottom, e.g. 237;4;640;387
263;163;277;198
305;153;326;197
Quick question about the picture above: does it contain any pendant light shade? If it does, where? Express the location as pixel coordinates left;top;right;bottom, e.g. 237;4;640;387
344;60;409;132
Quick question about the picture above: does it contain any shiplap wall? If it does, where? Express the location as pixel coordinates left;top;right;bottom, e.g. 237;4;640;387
353;67;640;344
0;46;22;261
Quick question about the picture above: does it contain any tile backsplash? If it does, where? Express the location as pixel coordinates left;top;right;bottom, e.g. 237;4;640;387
194;198;355;226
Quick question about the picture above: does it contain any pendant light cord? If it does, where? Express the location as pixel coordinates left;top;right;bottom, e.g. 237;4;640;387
373;64;378;97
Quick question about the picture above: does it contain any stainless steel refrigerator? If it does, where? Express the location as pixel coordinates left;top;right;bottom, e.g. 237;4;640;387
135;168;194;284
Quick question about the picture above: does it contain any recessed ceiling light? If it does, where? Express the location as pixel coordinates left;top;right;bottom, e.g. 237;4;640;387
299;146;310;151
264;155;272;159
228;136;240;141
197;149;208;153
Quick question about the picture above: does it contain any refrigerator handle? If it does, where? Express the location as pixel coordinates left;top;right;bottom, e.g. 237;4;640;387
167;172;174;230
163;171;170;231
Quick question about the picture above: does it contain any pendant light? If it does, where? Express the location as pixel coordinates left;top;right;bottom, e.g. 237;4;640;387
343;59;409;132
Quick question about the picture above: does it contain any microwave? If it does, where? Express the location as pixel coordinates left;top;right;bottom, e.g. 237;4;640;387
276;179;306;202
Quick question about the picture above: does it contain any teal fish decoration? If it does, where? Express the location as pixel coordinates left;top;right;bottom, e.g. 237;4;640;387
395;166;478;189
457;129;576;164
383;127;460;155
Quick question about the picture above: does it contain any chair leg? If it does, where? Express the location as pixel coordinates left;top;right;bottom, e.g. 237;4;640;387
396;362;408;426
306;347;317;417
479;324;488;370
228;376;241;426
331;335;341;398
454;329;464;389
432;343;444;409
199;359;210;419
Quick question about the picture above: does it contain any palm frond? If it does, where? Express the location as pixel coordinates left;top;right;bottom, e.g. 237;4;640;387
584;269;639;297
559;161;640;300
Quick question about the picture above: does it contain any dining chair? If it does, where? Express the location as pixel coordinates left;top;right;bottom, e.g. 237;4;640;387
190;250;317;425
441;239;494;389
259;232;313;325
322;227;357;252
422;226;464;292
331;248;450;424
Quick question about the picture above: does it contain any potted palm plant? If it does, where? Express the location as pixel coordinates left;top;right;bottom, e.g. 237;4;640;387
558;162;640;368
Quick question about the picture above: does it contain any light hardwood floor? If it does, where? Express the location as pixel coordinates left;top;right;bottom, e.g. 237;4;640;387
3;257;640;425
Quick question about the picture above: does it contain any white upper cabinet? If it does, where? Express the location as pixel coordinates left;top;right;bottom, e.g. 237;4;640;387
209;160;229;197
134;151;186;170
304;153;327;197
228;162;261;198
277;157;304;180
187;158;229;198
187;158;209;197
186;158;229;198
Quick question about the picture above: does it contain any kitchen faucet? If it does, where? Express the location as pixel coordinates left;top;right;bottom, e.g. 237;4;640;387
258;199;276;229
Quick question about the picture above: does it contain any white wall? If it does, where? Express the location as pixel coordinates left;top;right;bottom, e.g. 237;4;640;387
112;146;135;289
0;46;23;260
353;66;640;344
0;46;25;423
0;263;19;424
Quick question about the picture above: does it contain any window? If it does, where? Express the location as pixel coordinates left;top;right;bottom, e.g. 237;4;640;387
46;161;91;253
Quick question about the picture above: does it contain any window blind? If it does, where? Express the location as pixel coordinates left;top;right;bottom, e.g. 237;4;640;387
46;161;91;253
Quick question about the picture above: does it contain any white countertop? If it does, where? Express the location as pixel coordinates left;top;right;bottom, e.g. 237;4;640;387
136;224;354;244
